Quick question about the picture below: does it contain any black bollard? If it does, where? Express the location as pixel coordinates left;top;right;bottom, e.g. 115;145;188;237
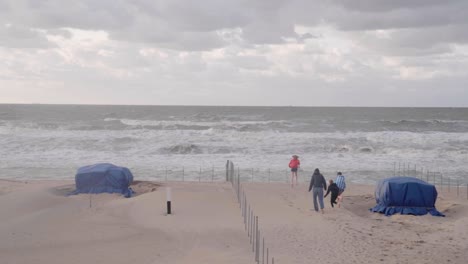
166;187;172;215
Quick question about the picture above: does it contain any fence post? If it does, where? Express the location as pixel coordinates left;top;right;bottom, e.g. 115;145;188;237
448;177;450;192
457;179;459;197
256;217;259;262
267;248;269;264
245;196;248;228
89;191;92;208
250;211;255;252
251;211;254;244
248;206;251;238
182;166;185;181
229;167;276;264
257;230;260;263
241;191;244;218
238;171;240;203
262;237;265;264
226;160;229;182
440;175;443;191
251;168;254;182
245;197;247;227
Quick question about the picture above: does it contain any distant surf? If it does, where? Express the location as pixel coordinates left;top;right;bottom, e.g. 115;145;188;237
1;104;467;182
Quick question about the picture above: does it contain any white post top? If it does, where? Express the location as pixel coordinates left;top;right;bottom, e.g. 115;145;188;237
166;187;172;201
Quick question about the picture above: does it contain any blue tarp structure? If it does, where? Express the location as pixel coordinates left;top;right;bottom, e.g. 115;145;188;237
72;163;134;198
370;177;444;217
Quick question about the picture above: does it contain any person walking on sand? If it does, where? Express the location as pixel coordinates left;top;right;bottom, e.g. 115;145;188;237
324;179;340;208
308;168;327;213
335;172;346;208
289;155;300;187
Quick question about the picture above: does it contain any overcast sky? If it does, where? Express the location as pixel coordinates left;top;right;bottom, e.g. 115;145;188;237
1;0;468;107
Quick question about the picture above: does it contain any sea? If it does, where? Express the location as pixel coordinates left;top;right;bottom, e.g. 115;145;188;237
1;104;468;184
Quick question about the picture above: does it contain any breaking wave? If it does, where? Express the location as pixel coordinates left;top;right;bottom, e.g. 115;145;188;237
160;144;203;154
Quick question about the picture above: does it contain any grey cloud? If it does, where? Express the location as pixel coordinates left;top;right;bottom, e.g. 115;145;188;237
2;0;468;52
1;0;468;107
1;0;298;50
151;31;226;51
46;28;72;38
134;0;251;32
17;0;134;30
0;24;53;48
292;0;468;55
0;0;10;13
242;20;296;44
330;0;453;13
229;55;270;70
354;24;468;57
393;25;468;47
297;33;319;42
331;4;468;31
4;2;134;30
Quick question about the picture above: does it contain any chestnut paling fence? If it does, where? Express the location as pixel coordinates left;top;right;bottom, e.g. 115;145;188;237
391;161;468;199
226;160;276;264
145;162;468;200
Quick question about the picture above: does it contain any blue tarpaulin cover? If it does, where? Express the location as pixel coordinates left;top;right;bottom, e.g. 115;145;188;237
370;177;444;217
72;163;134;197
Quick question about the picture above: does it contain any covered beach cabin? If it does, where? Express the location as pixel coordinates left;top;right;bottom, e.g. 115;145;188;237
370;177;444;217
72;163;134;197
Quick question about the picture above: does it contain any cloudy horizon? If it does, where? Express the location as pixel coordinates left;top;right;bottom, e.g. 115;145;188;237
1;0;468;107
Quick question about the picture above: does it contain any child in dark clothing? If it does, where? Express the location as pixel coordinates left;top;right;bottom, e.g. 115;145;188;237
324;180;340;208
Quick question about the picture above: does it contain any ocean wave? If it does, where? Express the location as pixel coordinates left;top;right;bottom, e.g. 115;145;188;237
2;129;468;180
11;116;468;133
358;147;373;153
111;137;138;144
160;144;203;154
71;120;131;130
0;119;133;131
376;119;468;132
106;118;296;132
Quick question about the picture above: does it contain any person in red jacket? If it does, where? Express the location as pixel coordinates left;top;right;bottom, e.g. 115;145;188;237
288;155;300;187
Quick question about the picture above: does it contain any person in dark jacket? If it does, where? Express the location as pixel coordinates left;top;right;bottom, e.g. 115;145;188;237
324;179;340;208
308;168;327;213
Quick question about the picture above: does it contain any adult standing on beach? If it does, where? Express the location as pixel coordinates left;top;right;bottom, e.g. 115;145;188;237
288;155;300;187
335;172;346;207
308;168;327;213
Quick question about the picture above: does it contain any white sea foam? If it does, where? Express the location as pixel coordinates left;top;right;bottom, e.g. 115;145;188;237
2;105;468;182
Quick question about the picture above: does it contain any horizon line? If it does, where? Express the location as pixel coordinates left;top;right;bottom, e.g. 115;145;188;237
1;102;468;108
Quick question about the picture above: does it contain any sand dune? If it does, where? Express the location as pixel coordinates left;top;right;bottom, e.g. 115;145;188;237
241;183;468;264
0;180;254;264
0;179;467;264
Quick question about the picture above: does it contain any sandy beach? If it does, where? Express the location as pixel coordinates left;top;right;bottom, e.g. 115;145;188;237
1;179;467;264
